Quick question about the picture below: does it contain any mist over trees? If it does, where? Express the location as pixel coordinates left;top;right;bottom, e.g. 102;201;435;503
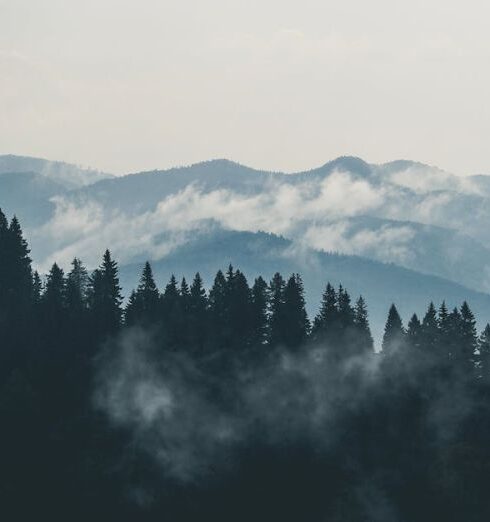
2;209;490;521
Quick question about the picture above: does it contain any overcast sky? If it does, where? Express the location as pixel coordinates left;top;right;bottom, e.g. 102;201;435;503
1;0;489;175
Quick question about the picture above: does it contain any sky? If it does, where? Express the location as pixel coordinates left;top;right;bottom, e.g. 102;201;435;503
1;0;490;176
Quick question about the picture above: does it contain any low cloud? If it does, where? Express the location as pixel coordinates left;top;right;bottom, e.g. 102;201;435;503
94;328;382;483
31;170;386;271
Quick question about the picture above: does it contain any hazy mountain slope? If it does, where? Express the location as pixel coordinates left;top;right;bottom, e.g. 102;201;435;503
53;156;490;292
0;154;112;189
71;159;283;213
0;172;64;227
296;215;490;292
4;153;490;296
119;229;490;346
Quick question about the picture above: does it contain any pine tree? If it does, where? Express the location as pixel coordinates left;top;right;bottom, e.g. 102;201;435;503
42;263;66;326
66;258;89;317
478;324;490;383
0;208;9;297
160;274;185;348
353;296;374;354
0;208;7;231
180;277;190;302
209;270;227;322
208;270;228;349
312;283;339;347
407;314;422;349
190;273;207;313
420;302;440;354
337;285;355;330
32;271;43;308
281;274;310;350
125;263;160;326
268;272;286;347
446;307;463;363
438;301;450;334
88;250;122;336
124;290;140;327
188;273;208;351
313;283;338;332
4;216;33;312
458;301;477;377
138;262;160;322
162;275;179;304
251;276;268;348
226;269;254;349
0;214;33;352
382;304;405;354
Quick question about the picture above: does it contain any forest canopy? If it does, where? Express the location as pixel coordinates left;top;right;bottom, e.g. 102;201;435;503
1;208;490;521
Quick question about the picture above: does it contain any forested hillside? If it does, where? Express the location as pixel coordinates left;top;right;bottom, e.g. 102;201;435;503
2;208;490;521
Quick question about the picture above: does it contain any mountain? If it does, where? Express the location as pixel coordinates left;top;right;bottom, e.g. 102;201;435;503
3;153;490;308
119;228;490;346
70;159;282;214
45;156;490;293
0;171;64;227
0;154;112;189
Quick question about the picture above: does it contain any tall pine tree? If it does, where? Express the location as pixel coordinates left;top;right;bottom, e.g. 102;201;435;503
382;304;405;355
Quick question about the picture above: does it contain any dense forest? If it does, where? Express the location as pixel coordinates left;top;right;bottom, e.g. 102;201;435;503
1;208;490;521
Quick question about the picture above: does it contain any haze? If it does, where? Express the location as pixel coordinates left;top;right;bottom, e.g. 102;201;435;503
1;0;489;175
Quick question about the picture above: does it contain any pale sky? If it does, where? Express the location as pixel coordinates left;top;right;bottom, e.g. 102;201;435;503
1;0;489;175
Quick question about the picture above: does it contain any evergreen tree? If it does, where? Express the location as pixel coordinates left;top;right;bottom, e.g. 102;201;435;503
42;263;66;329
190;273;207;312
209;270;227;323
312;283;338;345
139;262;160;323
446;307;463;364
353;296;374;354
161;275;185;348
88;250;122;337
268;272;286;347
188;273;208;351
0;207;7;232
250;276;269;348
438;301;450;336
337;285;355;330
420;302;440;354
180;277;190;304
2;216;33;313
0;208;9;298
458;301;477;377
66;258;89;317
125;263;160;326
313;283;338;332
0;214;33;356
162;274;179;304
382;304;405;355
282;274;310;350
478;324;490;383
124;290;140;327
32;271;43;308
226;269;254;349
407;314;422;349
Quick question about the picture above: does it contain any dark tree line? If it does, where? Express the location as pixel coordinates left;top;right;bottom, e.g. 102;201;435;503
2;209;490;521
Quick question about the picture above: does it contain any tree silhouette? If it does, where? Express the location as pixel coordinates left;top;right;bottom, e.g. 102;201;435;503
353;296;374;354
88;250;122;338
382;304;405;354
478;324;490;383
268;272;286;347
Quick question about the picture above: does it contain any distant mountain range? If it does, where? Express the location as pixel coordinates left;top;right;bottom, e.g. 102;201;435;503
0;154;111;189
119;227;490;345
2;153;490;344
